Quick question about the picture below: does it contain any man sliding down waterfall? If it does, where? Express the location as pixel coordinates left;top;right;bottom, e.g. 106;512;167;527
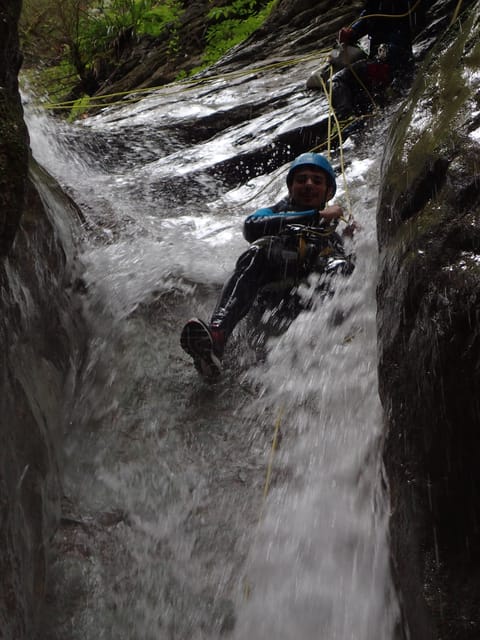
307;0;416;120
180;153;355;379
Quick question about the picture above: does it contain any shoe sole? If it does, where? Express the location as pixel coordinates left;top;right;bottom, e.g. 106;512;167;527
180;319;222;379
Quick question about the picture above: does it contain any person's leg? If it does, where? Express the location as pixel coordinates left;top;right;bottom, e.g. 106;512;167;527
180;245;268;377
331;60;369;119
210;236;298;341
180;236;299;376
180;318;223;378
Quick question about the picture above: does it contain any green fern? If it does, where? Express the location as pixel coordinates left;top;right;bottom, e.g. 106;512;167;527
77;0;183;58
68;94;91;122
208;0;259;21
203;0;275;66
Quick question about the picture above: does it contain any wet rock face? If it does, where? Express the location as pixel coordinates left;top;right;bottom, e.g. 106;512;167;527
0;3;32;637
377;2;480;638
213;0;363;69
91;0;364;97
0;0;29;256
0;161;85;639
0;4;85;637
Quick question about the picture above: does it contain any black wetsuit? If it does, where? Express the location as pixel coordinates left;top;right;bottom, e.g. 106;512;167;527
333;0;416;118
351;0;414;60
209;198;353;339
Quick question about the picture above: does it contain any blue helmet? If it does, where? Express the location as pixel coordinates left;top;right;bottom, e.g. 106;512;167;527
286;152;337;197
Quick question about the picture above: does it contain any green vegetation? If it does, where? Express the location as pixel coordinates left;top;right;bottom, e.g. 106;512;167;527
76;0;183;53
19;0;276;115
67;94;91;121
20;0;183;102
203;0;276;67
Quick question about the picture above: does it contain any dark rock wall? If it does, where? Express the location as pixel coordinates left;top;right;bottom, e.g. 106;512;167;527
0;4;85;639
0;161;85;639
0;0;29;256
377;2;480;638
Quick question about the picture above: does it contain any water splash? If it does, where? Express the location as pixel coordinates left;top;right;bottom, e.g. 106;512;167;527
25;68;399;639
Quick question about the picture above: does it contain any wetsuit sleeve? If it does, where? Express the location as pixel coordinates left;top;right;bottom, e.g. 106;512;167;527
351;10;370;40
243;207;319;243
351;0;378;40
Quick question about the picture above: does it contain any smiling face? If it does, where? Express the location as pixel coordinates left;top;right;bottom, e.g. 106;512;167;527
288;166;333;210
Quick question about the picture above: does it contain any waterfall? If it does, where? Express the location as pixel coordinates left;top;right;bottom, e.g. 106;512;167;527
24;62;399;639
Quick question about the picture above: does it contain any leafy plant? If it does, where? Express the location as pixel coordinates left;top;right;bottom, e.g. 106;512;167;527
67;94;91;121
20;0;276;108
208;0;259;21
20;0;184;103
76;0;183;58
203;0;276;67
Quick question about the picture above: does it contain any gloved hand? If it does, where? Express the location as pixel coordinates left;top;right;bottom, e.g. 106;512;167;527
338;27;354;44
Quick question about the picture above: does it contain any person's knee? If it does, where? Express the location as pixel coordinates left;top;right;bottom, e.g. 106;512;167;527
331;61;369;113
250;236;284;262
235;245;261;271
332;80;353;118
333;60;367;85
235;238;278;271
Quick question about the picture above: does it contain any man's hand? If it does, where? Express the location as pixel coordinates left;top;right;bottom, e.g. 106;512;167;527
338;27;354;44
320;204;343;221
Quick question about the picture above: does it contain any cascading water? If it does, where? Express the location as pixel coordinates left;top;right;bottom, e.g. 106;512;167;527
25;58;399;640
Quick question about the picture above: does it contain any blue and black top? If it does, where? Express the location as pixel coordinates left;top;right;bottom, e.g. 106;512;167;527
243;197;328;243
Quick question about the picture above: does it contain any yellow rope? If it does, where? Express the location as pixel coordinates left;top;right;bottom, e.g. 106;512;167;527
44;0;464;113
315;74;354;223
42;48;333;110
348;0;423;27
323;0;467;226
326;64;333;161
245;1;471;603
450;0;464;25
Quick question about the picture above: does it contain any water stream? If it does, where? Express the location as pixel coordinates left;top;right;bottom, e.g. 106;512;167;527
25;58;399;639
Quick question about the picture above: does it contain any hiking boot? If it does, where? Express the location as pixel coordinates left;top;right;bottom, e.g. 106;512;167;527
180;318;224;379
